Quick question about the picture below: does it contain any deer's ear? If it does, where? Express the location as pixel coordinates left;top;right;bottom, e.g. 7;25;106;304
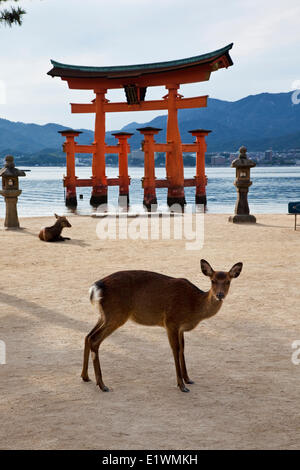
200;259;214;277
54;213;59;219
229;262;243;278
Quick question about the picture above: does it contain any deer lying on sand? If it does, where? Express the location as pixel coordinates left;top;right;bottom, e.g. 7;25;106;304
82;259;243;393
38;214;71;242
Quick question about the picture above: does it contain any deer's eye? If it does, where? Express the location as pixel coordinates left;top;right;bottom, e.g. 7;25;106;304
212;280;216;284
226;281;230;285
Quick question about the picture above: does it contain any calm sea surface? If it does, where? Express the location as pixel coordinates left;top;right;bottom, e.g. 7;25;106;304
0;166;299;217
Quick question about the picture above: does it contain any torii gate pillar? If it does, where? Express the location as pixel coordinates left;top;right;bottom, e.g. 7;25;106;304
189;129;211;205
90;89;107;207
165;85;185;208
58;129;82;207
112;132;133;206
138;127;159;209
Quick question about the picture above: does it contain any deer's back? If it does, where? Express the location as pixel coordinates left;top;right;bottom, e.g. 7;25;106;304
97;270;206;328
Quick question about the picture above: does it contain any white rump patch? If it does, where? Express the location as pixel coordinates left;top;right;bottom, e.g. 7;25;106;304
89;284;102;304
89;284;105;318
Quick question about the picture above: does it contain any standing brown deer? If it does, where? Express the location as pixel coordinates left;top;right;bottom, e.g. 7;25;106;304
82;259;243;393
38;214;71;242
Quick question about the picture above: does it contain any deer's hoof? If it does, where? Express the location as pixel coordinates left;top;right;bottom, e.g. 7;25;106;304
99;385;110;392
178;385;190;393
185;379;194;385
81;375;91;382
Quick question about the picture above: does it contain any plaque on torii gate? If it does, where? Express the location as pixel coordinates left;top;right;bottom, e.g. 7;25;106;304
48;43;233;207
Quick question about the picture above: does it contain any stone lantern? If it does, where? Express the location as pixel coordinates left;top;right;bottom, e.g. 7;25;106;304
0;155;26;228
228;146;256;224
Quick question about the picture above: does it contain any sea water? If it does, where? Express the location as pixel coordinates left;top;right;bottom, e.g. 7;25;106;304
0;166;299;217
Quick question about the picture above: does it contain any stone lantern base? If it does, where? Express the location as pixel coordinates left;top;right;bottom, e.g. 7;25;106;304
228;214;256;224
0;189;22;228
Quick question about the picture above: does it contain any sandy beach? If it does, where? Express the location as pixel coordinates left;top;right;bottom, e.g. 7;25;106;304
0;213;300;450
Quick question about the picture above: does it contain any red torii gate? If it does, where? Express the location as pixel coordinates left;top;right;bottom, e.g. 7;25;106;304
48;43;233;208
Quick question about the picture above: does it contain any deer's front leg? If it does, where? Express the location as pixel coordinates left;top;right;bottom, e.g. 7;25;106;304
179;331;194;385
167;326;190;392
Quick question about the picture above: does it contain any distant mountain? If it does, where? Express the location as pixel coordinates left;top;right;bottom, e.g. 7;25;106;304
115;91;300;152
1;91;300;165
0;119;95;154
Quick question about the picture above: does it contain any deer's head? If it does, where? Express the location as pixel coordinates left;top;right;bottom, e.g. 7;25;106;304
54;214;72;228
200;259;243;302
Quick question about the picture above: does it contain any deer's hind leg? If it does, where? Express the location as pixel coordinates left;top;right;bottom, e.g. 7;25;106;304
89;320;121;392
81;318;103;382
179;331;194;385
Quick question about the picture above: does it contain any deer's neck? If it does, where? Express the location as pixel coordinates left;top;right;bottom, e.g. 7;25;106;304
182;290;223;332
52;221;63;236
198;290;223;320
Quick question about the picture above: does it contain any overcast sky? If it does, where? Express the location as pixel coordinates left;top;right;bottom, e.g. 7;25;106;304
0;0;300;131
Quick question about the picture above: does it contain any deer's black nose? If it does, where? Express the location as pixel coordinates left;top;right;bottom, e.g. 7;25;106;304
217;292;225;300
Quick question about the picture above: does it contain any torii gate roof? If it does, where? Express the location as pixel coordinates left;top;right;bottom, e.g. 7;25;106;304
47;43;233;89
